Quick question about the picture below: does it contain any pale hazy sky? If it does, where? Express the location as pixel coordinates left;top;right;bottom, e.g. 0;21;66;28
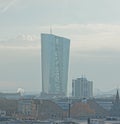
0;0;120;94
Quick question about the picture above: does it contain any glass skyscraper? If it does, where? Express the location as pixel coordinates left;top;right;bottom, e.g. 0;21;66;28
41;33;70;96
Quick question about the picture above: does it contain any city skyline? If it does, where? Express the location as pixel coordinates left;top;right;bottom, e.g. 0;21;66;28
0;0;120;93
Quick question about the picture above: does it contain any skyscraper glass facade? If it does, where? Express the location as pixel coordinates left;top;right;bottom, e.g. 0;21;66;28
41;33;70;96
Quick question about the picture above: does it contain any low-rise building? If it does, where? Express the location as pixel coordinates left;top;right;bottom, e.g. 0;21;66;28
17;99;63;120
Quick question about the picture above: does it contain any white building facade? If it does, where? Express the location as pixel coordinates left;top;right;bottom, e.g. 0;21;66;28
72;77;93;99
41;33;70;96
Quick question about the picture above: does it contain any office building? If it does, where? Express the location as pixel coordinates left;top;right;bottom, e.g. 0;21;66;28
41;33;70;96
72;77;93;98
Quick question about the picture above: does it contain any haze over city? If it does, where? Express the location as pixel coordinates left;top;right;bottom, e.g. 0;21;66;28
0;0;120;93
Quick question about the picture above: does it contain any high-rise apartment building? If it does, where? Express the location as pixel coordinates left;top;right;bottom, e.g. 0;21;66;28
41;33;70;96
72;77;93;98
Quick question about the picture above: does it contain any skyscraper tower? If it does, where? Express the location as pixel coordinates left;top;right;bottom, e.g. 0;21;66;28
41;33;70;96
72;77;93;98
